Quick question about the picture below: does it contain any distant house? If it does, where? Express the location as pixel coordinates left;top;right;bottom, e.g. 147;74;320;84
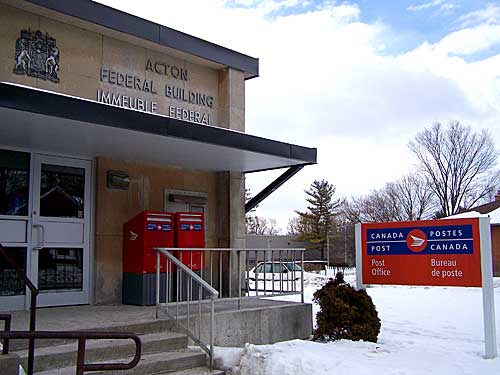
447;192;500;276
245;234;352;266
246;235;320;260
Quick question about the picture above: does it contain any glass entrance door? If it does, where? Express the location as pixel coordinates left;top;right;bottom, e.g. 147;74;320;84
1;151;92;311
30;154;91;307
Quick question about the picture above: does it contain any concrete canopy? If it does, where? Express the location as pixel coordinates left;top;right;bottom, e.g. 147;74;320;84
0;82;317;173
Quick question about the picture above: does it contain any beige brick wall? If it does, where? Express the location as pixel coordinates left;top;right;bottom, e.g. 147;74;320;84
0;1;249;304
94;157;230;304
0;2;223;128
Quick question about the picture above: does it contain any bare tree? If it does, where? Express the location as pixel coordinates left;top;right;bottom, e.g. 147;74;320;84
409;121;499;217
246;216;280;235
392;173;435;220
343;173;435;222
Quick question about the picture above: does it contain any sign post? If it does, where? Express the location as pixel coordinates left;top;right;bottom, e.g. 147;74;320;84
356;218;497;359
479;217;497;358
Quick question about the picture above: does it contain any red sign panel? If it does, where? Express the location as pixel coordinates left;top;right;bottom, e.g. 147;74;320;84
361;218;482;287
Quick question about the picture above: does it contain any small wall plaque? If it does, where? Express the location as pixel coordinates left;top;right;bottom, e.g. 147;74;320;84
106;170;130;190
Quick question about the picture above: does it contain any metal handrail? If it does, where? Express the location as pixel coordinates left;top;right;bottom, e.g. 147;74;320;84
0;243;38;375
154;247;305;370
1;243;142;375
171;247;305;252
172;247;305;302
155;248;218;370
0;331;141;375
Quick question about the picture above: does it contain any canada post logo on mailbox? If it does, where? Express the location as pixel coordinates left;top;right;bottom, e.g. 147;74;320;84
361;218;482;287
180;223;203;231
146;223;172;231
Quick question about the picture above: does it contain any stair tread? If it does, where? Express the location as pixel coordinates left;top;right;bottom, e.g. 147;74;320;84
14;330;186;358
33;350;207;375
9;318;177;351
158;366;225;375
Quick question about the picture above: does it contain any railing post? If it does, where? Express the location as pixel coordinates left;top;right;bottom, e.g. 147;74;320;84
210;297;215;371
0;314;11;354
28;290;37;375
76;337;86;375
238;250;241;310
156;250;160;318
301;250;304;303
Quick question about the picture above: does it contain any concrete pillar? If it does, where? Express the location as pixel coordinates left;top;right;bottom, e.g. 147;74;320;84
218;68;245;132
218;68;247;296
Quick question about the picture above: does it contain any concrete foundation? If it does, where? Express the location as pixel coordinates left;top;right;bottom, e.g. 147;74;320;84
7;299;312;348
161;299;313;347
0;353;20;375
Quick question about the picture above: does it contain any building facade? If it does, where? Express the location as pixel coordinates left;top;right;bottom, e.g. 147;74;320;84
0;0;316;311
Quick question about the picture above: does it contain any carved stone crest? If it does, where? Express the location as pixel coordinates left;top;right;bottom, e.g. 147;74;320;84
14;29;60;83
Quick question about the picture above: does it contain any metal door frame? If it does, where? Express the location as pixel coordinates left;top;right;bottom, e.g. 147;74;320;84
30;153;92;307
0;145;94;311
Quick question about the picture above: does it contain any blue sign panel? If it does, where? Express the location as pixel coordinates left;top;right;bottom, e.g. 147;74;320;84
146;223;171;231
366;224;474;256
180;223;191;231
146;223;159;231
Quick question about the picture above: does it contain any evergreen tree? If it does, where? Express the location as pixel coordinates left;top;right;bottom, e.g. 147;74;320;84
294;179;341;258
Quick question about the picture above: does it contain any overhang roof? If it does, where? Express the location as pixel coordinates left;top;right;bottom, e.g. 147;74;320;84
0;82;316;173
11;0;259;79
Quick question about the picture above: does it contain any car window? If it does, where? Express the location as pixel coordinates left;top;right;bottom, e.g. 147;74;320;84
264;263;273;273
255;264;264;273
285;262;302;272
273;264;284;273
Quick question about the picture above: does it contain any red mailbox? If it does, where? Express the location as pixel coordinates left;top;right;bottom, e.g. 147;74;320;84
123;211;174;274
122;211;174;305
174;212;204;271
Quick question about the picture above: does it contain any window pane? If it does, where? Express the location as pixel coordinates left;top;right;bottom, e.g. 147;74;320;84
0;149;30;216
0;247;27;296
273;264;283;273
38;248;83;291
264;263;273;273
40;164;85;218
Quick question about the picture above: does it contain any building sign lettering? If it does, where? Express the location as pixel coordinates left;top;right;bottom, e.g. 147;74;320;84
145;58;188;81
14;29;60;83
97;90;157;113
11;28;218;126
97;65;214;125
100;68;157;93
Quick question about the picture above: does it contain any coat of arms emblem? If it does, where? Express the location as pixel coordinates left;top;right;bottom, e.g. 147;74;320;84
13;29;60;83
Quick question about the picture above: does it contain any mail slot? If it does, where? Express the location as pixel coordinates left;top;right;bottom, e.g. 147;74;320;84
122;211;174;305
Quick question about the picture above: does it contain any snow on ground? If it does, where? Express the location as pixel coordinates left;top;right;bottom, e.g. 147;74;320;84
215;276;500;375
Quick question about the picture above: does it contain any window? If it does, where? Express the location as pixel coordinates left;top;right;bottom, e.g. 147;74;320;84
0;149;30;216
40;164;85;218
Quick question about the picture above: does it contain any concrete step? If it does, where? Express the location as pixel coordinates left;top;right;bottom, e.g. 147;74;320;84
16;331;187;373
34;350;208;375
159;366;226;375
10;318;176;351
0;353;21;375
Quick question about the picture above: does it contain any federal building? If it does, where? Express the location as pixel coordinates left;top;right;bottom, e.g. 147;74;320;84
0;0;316;355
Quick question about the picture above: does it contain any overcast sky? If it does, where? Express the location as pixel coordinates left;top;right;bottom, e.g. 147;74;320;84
97;0;500;232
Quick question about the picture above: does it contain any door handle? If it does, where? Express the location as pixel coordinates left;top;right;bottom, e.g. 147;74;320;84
33;224;45;250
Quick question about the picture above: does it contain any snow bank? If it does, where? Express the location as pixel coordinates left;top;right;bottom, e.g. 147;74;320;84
218;278;500;374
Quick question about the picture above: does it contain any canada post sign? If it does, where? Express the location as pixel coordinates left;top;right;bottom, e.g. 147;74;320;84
361;219;482;287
